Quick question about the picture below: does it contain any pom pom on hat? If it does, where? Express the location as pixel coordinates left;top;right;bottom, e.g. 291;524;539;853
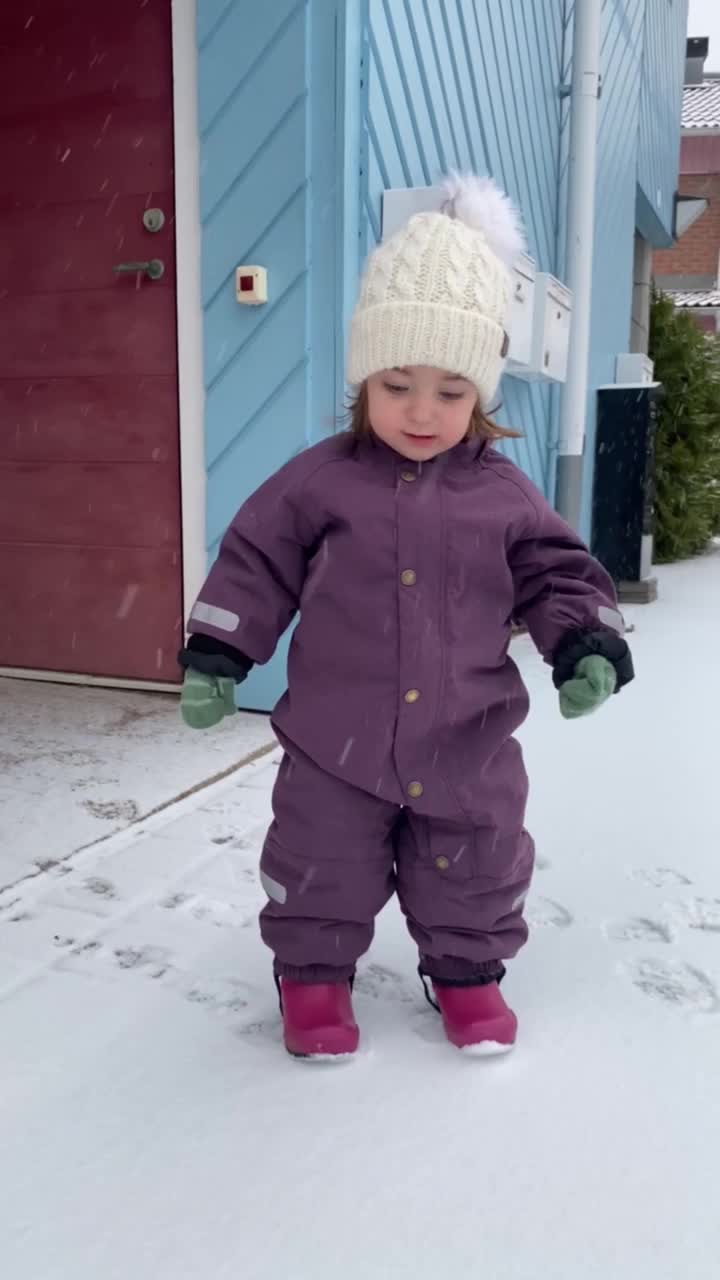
440;172;527;268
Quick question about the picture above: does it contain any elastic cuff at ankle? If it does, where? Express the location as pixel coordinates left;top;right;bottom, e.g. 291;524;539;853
274;962;356;985
420;956;506;987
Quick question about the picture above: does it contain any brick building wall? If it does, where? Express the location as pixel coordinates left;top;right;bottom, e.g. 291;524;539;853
654;173;720;280
693;313;718;332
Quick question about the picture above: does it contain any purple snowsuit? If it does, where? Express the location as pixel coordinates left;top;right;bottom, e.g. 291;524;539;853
187;433;622;983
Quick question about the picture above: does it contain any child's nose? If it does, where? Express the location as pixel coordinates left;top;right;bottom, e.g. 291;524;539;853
407;396;434;424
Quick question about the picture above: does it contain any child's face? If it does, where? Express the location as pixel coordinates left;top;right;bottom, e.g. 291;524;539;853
366;366;478;461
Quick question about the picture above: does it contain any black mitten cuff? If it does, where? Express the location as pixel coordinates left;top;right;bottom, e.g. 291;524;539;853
552;628;634;692
178;633;254;683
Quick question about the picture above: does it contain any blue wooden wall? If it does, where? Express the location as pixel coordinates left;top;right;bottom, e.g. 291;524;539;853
584;0;644;430
194;0;686;710
357;0;567;499
196;0;339;710
637;0;688;248
558;0;686;537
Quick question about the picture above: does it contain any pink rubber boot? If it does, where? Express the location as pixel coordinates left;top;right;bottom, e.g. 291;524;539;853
432;982;517;1055
280;980;359;1060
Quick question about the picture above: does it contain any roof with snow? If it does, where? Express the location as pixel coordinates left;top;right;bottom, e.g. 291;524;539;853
665;288;720;308
683;79;720;129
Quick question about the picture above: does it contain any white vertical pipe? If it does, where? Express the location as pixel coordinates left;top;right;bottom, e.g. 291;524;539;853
172;0;207;613
556;0;603;529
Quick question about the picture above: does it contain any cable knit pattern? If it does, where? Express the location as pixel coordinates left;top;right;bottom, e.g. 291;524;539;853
347;208;514;407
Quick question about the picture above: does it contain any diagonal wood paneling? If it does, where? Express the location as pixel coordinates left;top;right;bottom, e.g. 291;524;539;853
195;0;684;714
637;0;688;247
197;0;338;710
360;0;566;497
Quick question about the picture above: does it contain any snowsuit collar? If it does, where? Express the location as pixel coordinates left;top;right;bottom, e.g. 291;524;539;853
354;431;488;477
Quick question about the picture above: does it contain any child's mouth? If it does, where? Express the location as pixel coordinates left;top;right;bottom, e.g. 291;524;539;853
403;432;436;445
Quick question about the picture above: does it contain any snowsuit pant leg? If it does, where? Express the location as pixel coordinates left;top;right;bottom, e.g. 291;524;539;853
395;811;535;984
259;747;397;983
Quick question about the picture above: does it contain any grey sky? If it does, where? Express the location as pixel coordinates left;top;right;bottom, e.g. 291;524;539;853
687;0;720;71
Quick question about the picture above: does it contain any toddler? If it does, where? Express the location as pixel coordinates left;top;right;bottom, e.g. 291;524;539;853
179;174;634;1059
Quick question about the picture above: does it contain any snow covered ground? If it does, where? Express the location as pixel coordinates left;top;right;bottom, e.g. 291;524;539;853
2;553;720;1279
0;677;272;890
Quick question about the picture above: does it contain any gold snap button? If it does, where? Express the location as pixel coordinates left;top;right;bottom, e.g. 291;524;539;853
435;856;450;871
404;689;420;704
400;470;417;483
407;781;423;799
400;569;417;586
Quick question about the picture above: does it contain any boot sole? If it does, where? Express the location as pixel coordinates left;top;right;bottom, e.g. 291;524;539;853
288;1049;357;1064
284;1026;360;1061
458;1039;516;1057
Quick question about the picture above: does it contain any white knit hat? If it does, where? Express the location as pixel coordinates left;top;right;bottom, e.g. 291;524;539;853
347;173;526;407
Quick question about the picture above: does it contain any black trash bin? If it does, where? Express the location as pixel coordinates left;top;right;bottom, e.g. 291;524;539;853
591;383;663;603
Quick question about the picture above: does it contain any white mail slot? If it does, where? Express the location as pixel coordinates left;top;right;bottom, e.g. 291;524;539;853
505;253;536;370
510;272;572;383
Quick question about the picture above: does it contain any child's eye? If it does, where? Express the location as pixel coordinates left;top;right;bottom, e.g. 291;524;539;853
383;382;410;395
439;391;464;401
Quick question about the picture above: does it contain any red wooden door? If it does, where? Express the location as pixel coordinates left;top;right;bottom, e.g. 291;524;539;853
0;0;182;683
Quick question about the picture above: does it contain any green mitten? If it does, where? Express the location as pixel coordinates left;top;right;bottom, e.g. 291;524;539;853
180;669;236;729
559;654;617;721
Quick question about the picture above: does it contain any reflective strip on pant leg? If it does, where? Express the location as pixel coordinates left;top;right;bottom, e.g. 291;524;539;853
512;891;527;912
260;869;288;905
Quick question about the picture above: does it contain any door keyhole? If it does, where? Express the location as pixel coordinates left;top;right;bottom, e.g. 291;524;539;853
143;208;165;233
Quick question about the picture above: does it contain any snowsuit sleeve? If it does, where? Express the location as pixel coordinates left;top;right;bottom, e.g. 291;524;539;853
508;487;625;666
186;461;320;666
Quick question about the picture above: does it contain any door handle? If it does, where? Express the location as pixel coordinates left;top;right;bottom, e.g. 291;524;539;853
113;259;165;280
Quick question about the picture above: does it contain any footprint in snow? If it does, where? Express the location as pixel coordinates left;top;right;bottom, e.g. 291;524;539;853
410;1010;448;1047
113;944;173;977
157;891;254;929
525;896;573;929
0;897;33;923
354;962;415;1004
182;974;253;1015
667;898;720;934
605;917;674;944
57;938;255;1019
232;1012;284;1048
58;939;171;979
159;891;192;910
84;876;117;899
82;799;140;822
232;836;256;852
624;958;719;1013
629;867;692;890
50;876;120;917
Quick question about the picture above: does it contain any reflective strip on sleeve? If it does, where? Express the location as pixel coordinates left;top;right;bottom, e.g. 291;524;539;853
190;601;240;632
598;606;625;635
